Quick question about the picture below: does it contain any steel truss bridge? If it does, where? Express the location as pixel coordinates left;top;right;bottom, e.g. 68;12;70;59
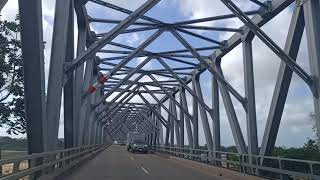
1;0;320;179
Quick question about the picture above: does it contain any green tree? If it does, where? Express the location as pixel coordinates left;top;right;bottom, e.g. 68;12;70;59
0;16;25;135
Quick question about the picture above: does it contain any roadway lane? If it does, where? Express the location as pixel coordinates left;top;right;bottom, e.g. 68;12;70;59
65;145;224;180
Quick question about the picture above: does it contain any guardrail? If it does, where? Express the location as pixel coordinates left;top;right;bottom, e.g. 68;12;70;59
0;144;109;180
152;145;320;179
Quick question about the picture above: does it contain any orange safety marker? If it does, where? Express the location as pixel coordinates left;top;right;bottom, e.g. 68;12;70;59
86;74;109;94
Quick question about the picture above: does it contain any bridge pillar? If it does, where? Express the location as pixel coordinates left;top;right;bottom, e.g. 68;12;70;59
211;73;221;165
179;89;185;148
19;0;47;153
259;6;305;156
171;95;180;146
63;0;75;149
72;5;90;147
157;105;164;146
192;76;199;150
193;74;213;152
304;0;320;147
169;99;175;147
180;86;193;148
242;32;258;163
46;0;72;150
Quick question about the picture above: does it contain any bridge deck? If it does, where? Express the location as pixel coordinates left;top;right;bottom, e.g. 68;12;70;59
64;145;223;180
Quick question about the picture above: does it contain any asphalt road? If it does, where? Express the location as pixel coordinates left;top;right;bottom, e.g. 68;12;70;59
65;145;224;180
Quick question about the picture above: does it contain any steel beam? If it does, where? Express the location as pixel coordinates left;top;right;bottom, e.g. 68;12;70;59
72;7;88;147
141;85;180;124
18;0;47;153
303;0;320;146
220;0;313;89
63;0;75;148
158;0;294;106
180;86;193;147
170;30;245;105
193;75;213;151
260;6;305;156
46;0;71;150
212;74;220;162
96;56;153;107
66;0;161;72
179;89;185;148
169;99;175;147
148;74;194;121
0;0;7;11
242;33;258;157
100;73;144;105
156;58;213;112
77;57;94;146
138;93;168;127
216;64;247;154
192;78;199;149
171;95;181;146
157;105;164;146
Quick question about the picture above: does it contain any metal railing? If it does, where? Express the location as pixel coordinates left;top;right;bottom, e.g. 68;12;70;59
0;144;109;180
152;145;320;179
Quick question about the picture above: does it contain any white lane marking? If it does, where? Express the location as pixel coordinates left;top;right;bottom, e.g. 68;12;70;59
130;156;134;161
141;166;150;175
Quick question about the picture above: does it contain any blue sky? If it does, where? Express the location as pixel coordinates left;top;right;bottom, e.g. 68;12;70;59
0;0;316;148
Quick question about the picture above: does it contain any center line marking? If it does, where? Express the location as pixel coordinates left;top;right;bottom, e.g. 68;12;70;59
141;166;150;175
130;156;134;160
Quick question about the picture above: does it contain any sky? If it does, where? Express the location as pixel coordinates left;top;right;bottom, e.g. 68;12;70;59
0;0;316;148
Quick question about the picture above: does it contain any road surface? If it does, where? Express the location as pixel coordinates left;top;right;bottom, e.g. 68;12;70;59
65;145;224;180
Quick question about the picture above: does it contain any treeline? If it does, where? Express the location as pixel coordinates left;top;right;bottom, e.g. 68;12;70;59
0;136;27;151
0;136;65;151
273;139;320;161
196;138;320;162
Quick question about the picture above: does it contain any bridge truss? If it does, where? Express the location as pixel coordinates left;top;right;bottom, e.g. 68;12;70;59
18;0;319;168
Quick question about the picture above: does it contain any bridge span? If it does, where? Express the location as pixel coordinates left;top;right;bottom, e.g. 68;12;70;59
0;0;320;179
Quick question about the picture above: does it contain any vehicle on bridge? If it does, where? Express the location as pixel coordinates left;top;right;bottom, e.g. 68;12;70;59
126;132;148;153
117;140;126;146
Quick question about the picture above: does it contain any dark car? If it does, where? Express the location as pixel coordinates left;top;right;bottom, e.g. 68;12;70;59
127;140;148;153
118;141;126;146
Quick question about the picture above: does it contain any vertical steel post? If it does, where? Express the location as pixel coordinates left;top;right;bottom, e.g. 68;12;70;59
180;86;193;147
169;99;175;147
165;105;170;146
63;0;75;148
242;32;258;157
73;7;88;147
179;90;185;148
18;0;47;153
172;95;180;146
158;105;164;146
83;72;98;145
212;73;221;164
194;74;213;151
77;56;95;146
192;77;199;149
46;0;71;150
304;0;320;146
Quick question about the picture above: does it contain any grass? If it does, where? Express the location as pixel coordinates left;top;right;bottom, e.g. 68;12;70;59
1;150;27;159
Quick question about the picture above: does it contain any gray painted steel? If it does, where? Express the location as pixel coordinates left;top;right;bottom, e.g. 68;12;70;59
19;0;47;153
